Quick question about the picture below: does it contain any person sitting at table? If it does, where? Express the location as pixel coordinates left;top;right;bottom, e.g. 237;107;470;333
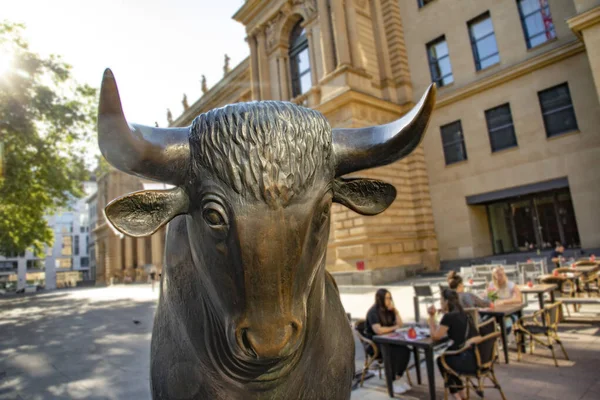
364;288;412;394
447;271;491;308
427;289;480;400
488;266;523;338
551;243;565;270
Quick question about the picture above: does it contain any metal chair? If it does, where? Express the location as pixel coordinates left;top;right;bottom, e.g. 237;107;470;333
490;259;507;265
517;262;542;285
460;266;473;278
439;322;506;400
413;284;439;323
473;265;493;283
514;302;569;367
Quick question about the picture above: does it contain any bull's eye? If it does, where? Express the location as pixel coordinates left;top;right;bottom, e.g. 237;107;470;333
202;202;228;228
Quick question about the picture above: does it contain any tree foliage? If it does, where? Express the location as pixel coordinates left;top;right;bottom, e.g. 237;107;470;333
0;21;98;255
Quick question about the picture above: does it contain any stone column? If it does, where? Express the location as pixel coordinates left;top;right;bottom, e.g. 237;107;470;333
371;0;395;101
151;229;164;273
248;35;261;100
330;0;352;67
345;0;363;70
256;28;271;100
108;234;122;284
124;236;134;279
306;29;319;87
278;54;290;100
317;0;336;75
136;238;146;267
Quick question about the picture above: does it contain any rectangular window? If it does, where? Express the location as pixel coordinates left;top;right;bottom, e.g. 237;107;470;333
468;12;500;70
427;36;454;87
517;0;556;49
80;257;89;267
538;83;578;137
440;121;468;165
417;0;434;8
26;260;45;270
80;226;85;233
74;235;80;256
485;104;518;152
55;258;72;269
62;236;72;256
86;236;89;255
0;261;17;271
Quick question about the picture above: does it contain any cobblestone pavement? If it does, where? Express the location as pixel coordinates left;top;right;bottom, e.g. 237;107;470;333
1;282;599;399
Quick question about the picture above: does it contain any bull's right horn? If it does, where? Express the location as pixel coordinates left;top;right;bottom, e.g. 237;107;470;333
98;68;191;185
332;84;436;177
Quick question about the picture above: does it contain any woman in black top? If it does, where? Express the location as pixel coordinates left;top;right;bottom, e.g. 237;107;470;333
428;289;480;400
364;289;411;394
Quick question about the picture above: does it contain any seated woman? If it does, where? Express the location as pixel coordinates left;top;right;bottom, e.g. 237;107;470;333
447;271;490;308
428;289;481;400
488;266;523;335
364;289;412;394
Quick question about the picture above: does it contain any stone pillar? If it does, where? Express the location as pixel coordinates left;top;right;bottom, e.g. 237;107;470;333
17;258;26;290
317;0;336;75
306;30;319;87
278;54;290;100
248;35;261;100
371;0;395;101
256;28;271;100
345;0;363;70
151;230;164;273
107;234;122;284
330;0;352;67
136;238;146;267
44;255;56;290
124;236;134;279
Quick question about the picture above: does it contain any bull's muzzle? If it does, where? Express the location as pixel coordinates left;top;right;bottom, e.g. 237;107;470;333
236;318;303;360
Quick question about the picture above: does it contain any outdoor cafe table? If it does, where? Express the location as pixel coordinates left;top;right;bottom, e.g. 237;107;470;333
518;283;557;310
478;303;526;364
373;331;449;400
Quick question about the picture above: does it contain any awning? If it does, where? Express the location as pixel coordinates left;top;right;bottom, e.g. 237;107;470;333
466;177;569;205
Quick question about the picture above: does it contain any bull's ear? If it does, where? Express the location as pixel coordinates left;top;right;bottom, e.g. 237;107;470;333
332;178;396;216
104;187;189;237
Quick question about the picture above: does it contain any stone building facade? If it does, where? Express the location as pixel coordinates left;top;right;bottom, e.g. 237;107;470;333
94;0;600;285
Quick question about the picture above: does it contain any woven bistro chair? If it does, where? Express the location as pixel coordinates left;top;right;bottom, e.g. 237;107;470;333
354;319;383;386
514;302;569;367
354;320;414;387
439;321;506;400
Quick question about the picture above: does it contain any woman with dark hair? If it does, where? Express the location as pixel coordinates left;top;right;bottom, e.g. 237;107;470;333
447;271;490;308
428;289;480;400
364;289;412;394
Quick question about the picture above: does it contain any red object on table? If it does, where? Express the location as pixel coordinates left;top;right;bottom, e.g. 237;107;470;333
408;327;417;339
527;259;532;263
489;302;495;310
571;263;576;269
527;281;533;288
468;278;474;285
553;269;559;277
591;255;596;262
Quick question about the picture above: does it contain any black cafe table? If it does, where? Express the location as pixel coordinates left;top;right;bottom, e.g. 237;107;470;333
518;283;557;310
478;303;526;364
373;331;448;400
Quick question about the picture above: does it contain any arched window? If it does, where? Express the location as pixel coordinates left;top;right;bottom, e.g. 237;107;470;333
289;21;312;98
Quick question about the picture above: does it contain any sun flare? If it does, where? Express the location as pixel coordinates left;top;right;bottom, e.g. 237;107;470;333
0;48;13;77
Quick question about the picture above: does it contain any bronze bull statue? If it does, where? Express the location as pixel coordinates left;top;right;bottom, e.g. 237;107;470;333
97;68;436;399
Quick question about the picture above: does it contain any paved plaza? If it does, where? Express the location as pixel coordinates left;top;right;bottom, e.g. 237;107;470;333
1;282;600;399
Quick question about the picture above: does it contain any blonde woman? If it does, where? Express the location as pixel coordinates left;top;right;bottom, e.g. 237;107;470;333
488;266;522;306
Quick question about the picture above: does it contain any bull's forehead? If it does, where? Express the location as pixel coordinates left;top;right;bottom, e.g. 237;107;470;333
193;170;332;211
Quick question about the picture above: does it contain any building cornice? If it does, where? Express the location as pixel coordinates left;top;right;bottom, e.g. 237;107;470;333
316;88;411;123
436;40;586;109
171;57;251;127
567;6;600;39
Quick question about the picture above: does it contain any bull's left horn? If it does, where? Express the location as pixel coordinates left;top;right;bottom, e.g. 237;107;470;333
332;84;436;177
98;68;190;185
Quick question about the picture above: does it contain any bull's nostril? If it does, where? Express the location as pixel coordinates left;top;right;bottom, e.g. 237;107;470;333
240;328;257;358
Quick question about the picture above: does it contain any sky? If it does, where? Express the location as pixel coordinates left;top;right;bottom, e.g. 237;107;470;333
3;0;250;129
